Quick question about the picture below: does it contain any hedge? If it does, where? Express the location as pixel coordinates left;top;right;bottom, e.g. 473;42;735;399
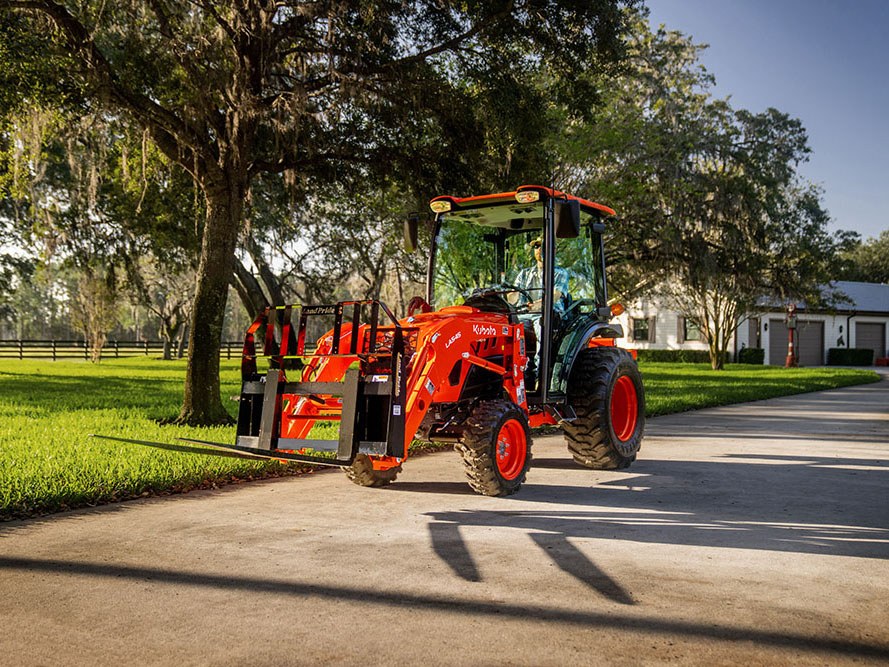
636;349;713;363
826;348;875;366
737;347;765;365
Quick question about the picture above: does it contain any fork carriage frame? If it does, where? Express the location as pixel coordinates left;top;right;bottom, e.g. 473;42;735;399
236;300;409;466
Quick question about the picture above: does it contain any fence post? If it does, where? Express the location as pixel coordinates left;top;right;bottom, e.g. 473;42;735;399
52;340;57;361
18;340;23;360
144;340;149;355
115;341;119;358
84;341;89;360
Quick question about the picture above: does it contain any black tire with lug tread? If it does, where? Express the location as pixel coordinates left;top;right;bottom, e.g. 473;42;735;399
457;400;532;496
564;347;644;469
344;453;402;487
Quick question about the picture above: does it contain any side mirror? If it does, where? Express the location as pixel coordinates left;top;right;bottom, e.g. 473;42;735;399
404;214;419;253
554;199;580;238
599;302;625;320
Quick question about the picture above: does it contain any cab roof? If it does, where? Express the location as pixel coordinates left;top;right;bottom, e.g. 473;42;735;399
429;185;616;217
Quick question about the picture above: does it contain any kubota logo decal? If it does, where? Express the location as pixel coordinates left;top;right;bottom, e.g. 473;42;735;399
473;324;497;337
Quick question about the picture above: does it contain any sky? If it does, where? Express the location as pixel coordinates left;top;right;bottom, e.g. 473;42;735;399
646;0;889;241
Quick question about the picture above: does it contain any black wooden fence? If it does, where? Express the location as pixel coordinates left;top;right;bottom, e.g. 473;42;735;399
0;340;242;360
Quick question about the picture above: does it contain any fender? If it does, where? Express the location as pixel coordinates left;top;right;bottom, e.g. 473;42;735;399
550;318;624;395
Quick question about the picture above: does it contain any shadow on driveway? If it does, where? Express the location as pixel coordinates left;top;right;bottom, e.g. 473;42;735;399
0;555;886;661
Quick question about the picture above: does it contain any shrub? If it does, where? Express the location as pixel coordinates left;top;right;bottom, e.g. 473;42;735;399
737;347;765;365
827;348;875;366
636;349;712;363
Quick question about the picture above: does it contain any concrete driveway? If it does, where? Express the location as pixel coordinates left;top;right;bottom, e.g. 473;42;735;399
2;377;888;666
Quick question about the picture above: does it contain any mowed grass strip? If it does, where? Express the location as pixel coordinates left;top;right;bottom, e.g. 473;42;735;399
0;357;880;520
639;361;880;416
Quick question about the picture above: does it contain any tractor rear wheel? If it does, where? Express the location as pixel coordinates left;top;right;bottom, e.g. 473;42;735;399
457;400;532;496
564;347;644;469
344;454;402;488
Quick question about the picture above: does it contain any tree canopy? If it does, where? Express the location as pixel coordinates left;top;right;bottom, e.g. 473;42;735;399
0;6;856;381
839;230;889;285
552;20;856;368
1;0;638;422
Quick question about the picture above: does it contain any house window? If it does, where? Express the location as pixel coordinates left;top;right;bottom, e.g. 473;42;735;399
684;319;702;342
632;317;654;342
678;316;702;343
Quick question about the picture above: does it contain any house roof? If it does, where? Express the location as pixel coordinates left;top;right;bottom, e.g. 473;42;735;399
757;281;889;315
829;281;889;314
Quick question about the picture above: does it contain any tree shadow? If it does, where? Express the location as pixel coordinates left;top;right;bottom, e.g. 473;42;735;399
431;452;889;556
420;451;888;603
0;556;885;660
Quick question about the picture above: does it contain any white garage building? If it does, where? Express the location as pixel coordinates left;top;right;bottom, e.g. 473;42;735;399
737;281;889;366
618;281;889;366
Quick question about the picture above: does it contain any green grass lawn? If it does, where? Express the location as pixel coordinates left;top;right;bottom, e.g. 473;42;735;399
0;357;879;520
639;361;880;416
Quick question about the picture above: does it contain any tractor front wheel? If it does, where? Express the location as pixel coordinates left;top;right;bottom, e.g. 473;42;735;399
564;347;644;469
458;400;532;496
344;454;402;488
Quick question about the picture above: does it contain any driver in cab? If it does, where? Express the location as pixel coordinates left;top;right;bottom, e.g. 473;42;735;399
509;236;569;315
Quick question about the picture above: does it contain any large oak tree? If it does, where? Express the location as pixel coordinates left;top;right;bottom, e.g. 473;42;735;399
1;0;636;423
555;20;856;369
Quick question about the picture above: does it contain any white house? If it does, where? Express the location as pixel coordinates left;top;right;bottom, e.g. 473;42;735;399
616;280;889;366
614;294;712;354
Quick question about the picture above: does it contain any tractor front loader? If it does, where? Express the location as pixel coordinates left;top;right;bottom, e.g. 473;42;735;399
234;298;534;494
211;185;645;497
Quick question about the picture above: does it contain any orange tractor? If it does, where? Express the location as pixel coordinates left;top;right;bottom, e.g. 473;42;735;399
218;186;644;496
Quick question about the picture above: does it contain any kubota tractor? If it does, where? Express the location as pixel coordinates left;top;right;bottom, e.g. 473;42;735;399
213;185;644;496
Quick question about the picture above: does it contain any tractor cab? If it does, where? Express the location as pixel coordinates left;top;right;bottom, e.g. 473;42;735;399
420;185;623;405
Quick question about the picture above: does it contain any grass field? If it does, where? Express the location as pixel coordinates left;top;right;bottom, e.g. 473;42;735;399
639;361;880;416
0;357;879;520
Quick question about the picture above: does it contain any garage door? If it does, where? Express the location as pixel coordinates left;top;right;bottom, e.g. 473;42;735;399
768;319;825;366
856;322;886;362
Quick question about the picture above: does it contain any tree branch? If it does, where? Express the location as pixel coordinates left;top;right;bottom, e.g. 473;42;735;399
145;0;227;138
2;0;215;172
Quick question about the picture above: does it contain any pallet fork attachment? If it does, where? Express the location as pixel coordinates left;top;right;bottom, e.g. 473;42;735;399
90;434;326;464
235;300;409;467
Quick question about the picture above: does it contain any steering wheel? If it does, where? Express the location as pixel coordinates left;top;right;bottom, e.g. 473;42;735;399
467;283;537;303
464;284;538;314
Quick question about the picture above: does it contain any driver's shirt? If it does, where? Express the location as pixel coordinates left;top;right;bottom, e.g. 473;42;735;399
514;265;569;314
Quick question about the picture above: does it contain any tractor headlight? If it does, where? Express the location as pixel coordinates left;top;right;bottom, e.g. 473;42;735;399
515;191;540;204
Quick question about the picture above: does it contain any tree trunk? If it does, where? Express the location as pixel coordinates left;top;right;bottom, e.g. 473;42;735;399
245;235;285;306
176;181;244;425
176;323;189;359
89;331;106;363
707;323;725;370
160;317;180;361
233;257;269;316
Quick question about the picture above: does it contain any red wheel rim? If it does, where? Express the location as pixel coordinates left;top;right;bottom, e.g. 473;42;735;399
495;418;527;480
610;375;639;442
